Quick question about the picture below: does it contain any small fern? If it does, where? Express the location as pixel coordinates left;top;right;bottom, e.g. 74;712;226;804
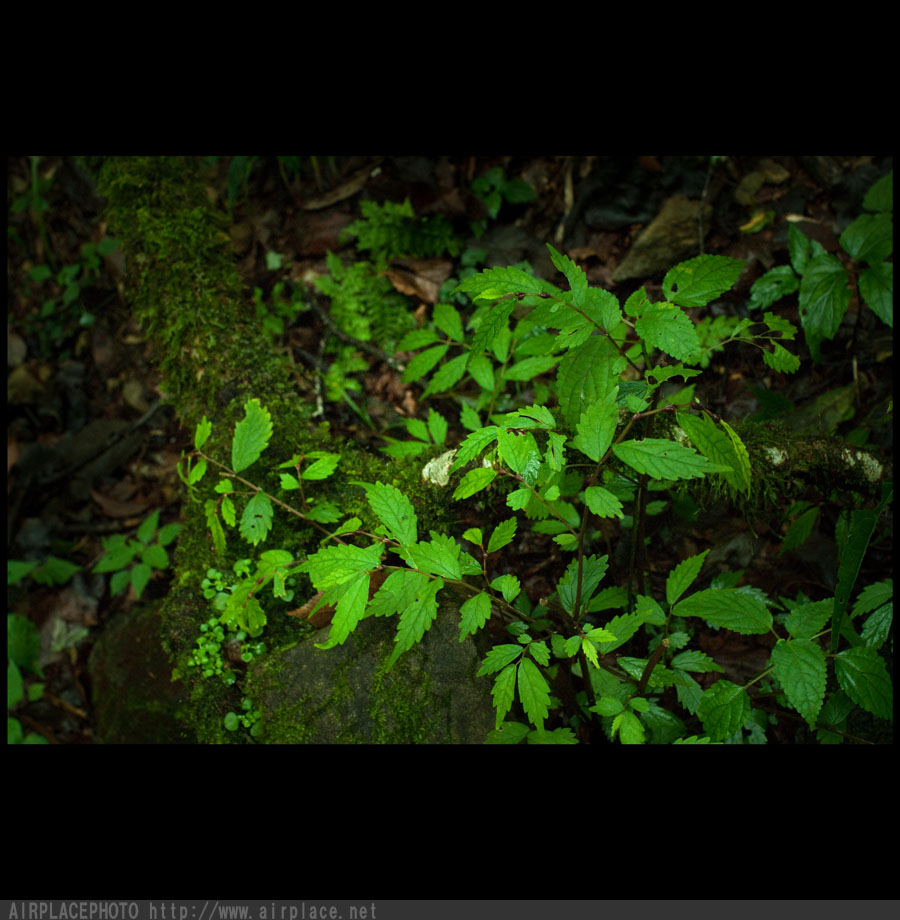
343;198;460;261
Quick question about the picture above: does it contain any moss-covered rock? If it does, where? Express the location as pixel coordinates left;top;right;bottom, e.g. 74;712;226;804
245;604;496;743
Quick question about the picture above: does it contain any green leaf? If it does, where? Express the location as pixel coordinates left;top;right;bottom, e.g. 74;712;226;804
490;663;518;729
761;341;801;374
358;481;418;547
478;644;523;676
433;302;464;341
555;335;625;429
547;244;588;306
8;614;42;675
748;265;799;311
839;212;893;264
491;573;520;603
517;656;551;732
862;169;892;212
697;680;751;741
467;353;495;390
300;542;383;589
834;646;892;721
454;264;550;300
584;486;624;519
770;638;827;729
422;351;469;398
571;387;619;462
676;412;749;495
396;328;440;351
613;438;732;481
301;452;340;480
449;426;498;473
662;255;745;308
858;262;892;327
496;429;540;481
323;573;370;647
832;504;883;652
30;556;81;586
367;568;430;618
635;301;700;362
503;354;561;382
387;578;443;669
487;517;517;553
141;543;169;570
194;416;212;451
861;602;892;650
557;554;608;615
402;344;448;384
674;588;773;634
130;562;153;599
93;535;137;573
426;408;448;446
239;492;273;546
405;534;462;579
452;467;497;500
666;549;710;607
459;592;492;640
670;649;725;674
110;568;132;596
188;459;207;485
784;598;832;640
780;506;819;555
798;252;851;349
616;710;646;744
231;399;273;473
136;510;160;545
851;579;893;619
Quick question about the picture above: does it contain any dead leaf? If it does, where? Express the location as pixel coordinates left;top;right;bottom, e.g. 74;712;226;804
384;258;453;305
90;488;149;519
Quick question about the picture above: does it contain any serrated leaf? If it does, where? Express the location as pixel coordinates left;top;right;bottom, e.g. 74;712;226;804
478;644;523;676
433;302;464;341
490;573;521;603
517;656;551;732
784;598;832;639
503;354;561;381
301;452;340;480
761;341;801;373
323;573;370;647
359;481;417;547
496;429;540;481
770;638;827;729
666;549;710;607
547;243;588;306
422;351;469;398
635;301;700;362
662;255;745;308
490;663;518;729
676;412;749;494
194;416;212;450
452;467;497;500
571;387;619;462
557;554;608;615
555;335;625;429
204;501;226;555
583;486;624;520
366;568;430;618
426;408;448;446
454;264;550;300
239;492;273;546
449;426;498;473
401;344;448;384
231;399;273;473
613;438;731;481
834;646;892;721
670;649;725;673
300;542;383;589
487;518;517;553
396;328;440;351
459;592;492;640
697;680;751;741
406;534;462;579
674;588;773;634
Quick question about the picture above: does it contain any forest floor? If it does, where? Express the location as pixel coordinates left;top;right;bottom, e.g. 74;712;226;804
7;154;893;744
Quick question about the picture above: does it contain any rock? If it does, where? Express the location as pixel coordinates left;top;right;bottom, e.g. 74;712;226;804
246;606;497;743
89;604;195;743
612;195;712;283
